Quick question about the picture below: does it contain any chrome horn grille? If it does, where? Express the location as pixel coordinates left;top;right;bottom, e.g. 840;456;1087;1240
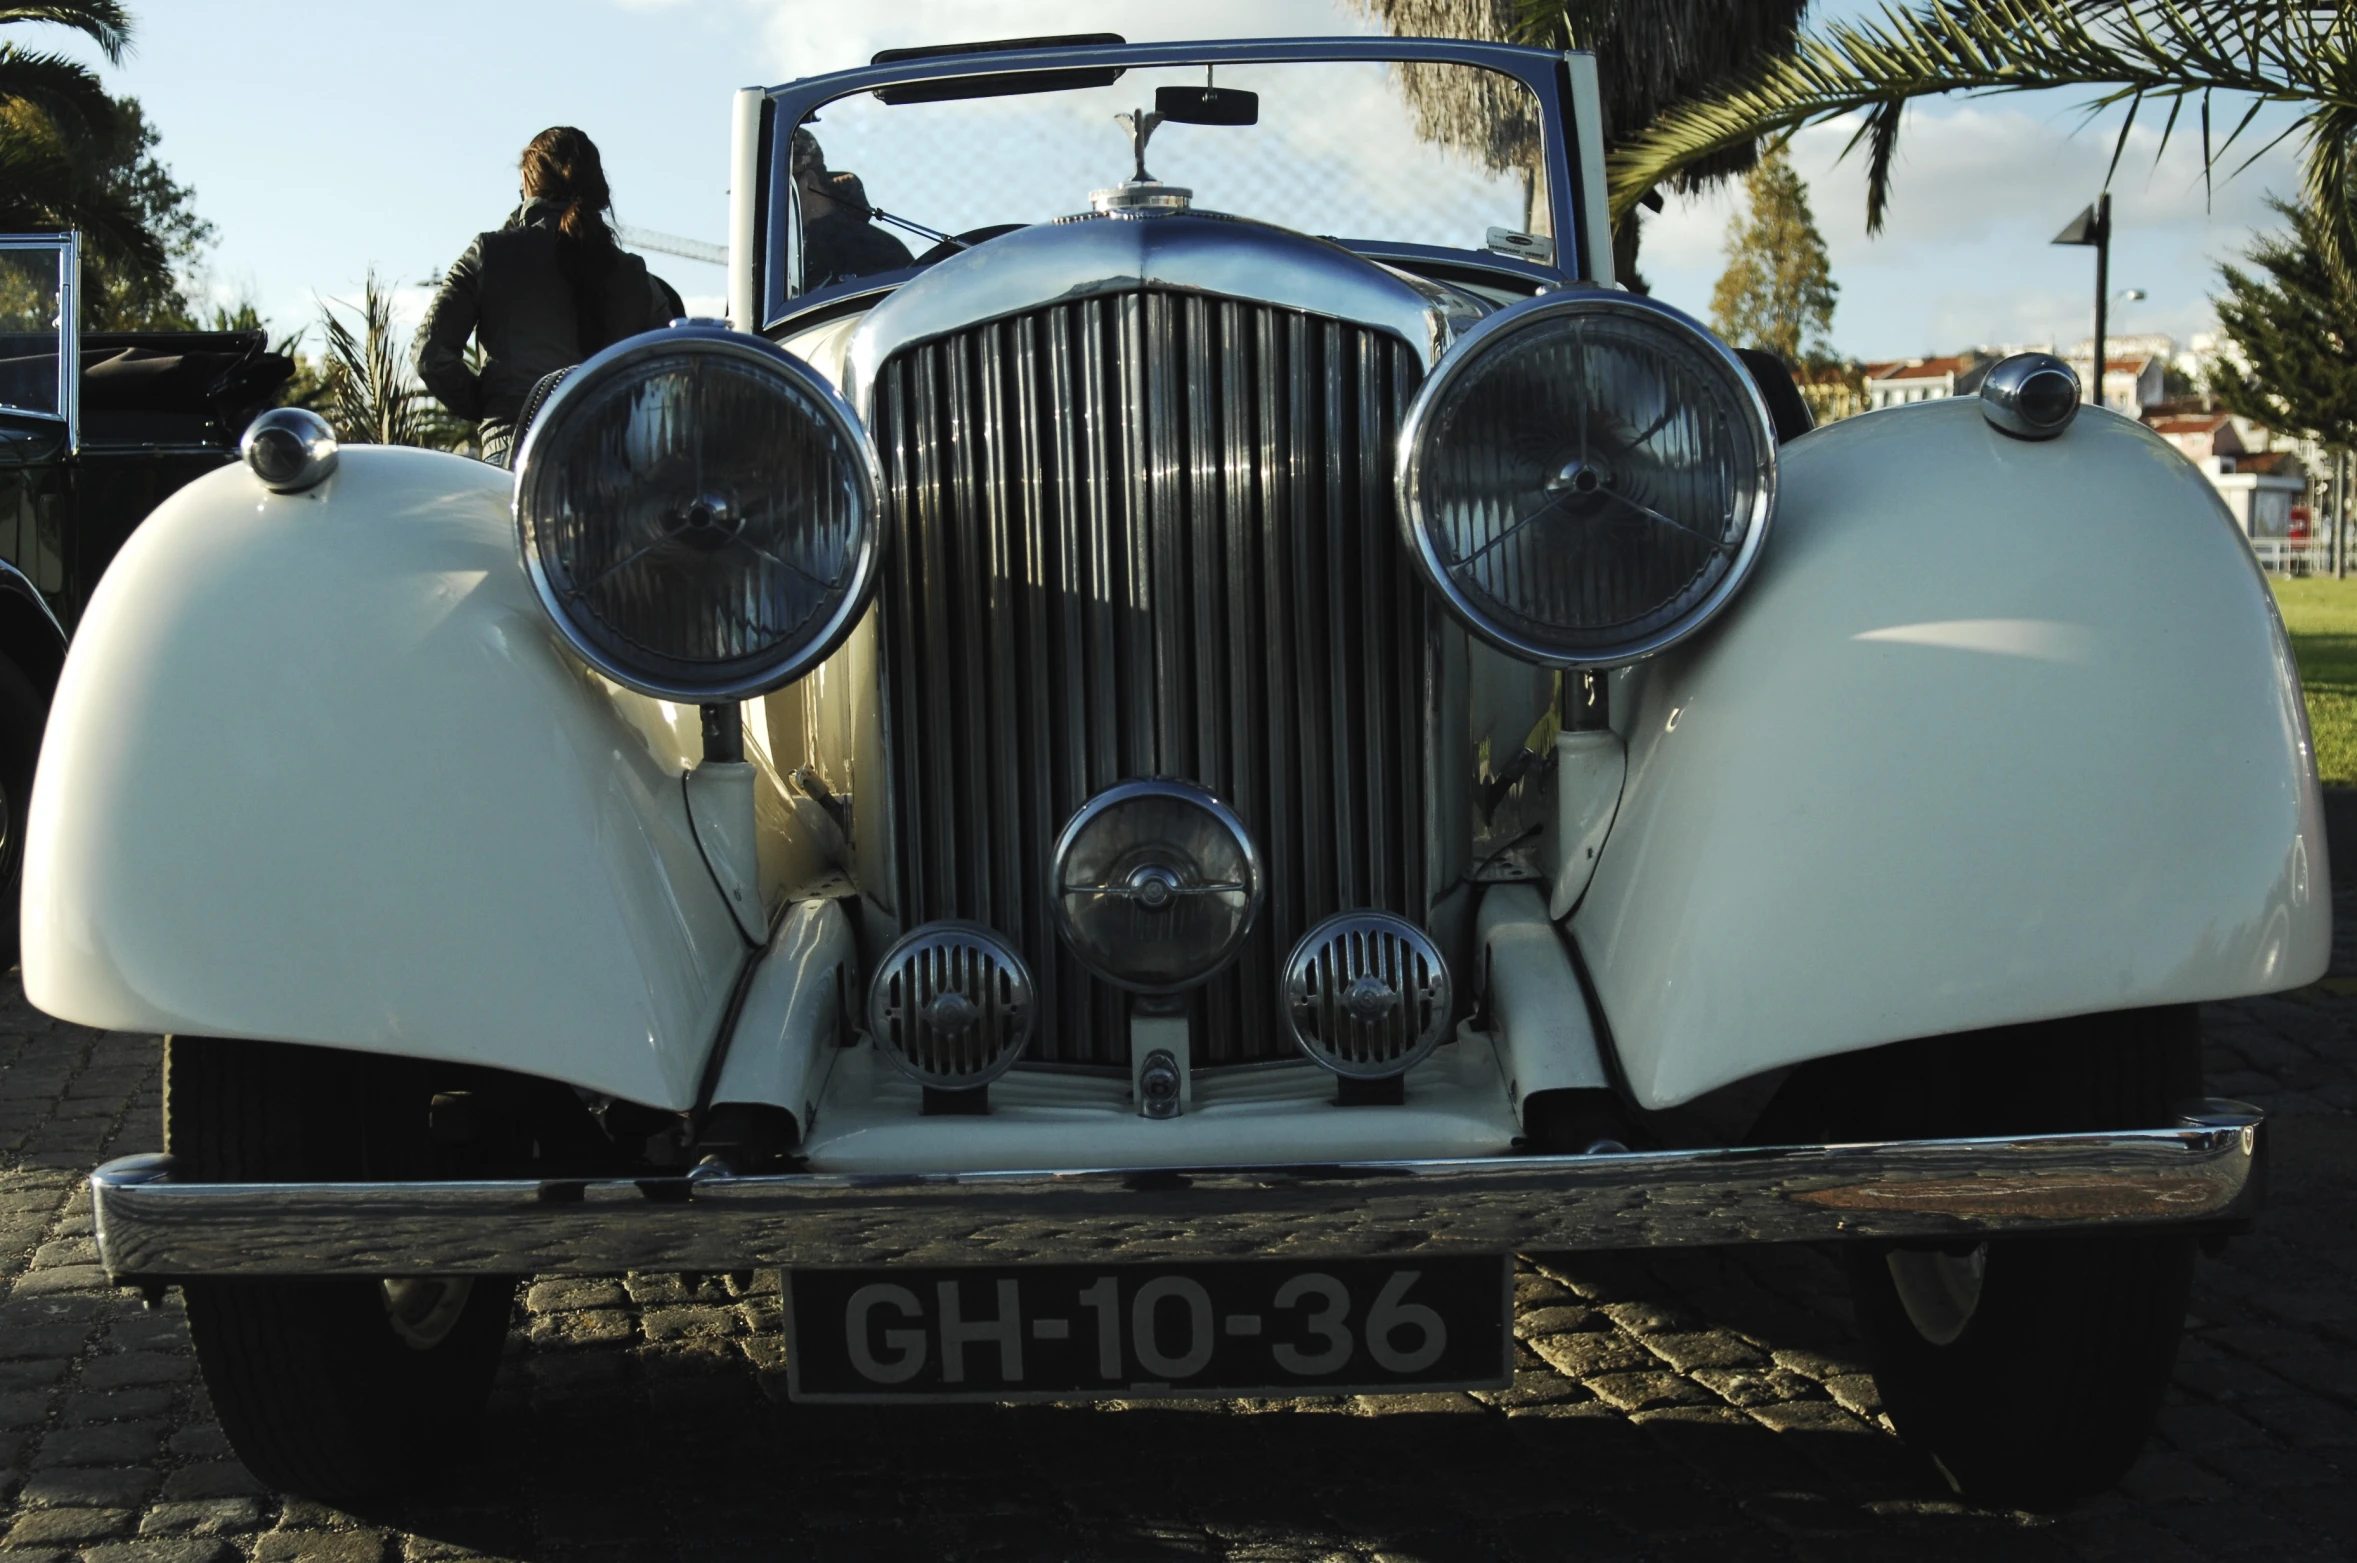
1282;912;1452;1079
866;923;1036;1089
871;288;1438;1067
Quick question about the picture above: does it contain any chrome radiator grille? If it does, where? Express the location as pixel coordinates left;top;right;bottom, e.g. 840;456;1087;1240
871;289;1435;1066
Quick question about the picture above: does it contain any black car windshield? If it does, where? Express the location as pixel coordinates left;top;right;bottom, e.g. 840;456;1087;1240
791;59;1551;292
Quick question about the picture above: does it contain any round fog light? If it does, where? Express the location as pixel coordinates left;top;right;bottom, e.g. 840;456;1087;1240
867;921;1035;1090
1051;780;1263;993
1283;912;1453;1079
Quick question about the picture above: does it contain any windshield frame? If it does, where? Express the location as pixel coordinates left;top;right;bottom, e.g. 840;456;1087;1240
0;231;79;454
737;36;1592;334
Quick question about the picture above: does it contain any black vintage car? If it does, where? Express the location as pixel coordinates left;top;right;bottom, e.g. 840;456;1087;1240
0;233;292;938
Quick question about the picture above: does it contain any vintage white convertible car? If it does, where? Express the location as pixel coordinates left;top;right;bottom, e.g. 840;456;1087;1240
28;36;2316;1506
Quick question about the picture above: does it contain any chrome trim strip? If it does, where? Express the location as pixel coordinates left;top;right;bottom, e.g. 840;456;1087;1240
727;88;763;330
90;1102;2263;1280
761;37;1585;330
842;217;1447;410
1564;53;1613;286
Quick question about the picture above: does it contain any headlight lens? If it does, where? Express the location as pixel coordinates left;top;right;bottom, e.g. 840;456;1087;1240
1051;780;1263;994
1398;291;1776;667
514;325;879;701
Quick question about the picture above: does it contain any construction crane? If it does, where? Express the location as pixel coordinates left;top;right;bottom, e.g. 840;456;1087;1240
617;226;726;267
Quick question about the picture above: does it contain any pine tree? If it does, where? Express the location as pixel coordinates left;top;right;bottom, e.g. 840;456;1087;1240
1709;148;1837;369
2209;199;2357;452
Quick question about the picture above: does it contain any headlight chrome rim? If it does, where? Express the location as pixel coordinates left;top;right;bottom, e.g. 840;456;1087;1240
1050;778;1266;994
1396;288;1778;670
512;322;884;703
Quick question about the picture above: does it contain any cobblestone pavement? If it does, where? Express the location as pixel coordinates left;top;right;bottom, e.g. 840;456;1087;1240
2;915;2353;1563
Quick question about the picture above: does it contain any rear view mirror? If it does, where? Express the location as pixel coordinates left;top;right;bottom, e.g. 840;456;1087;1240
1155;85;1257;126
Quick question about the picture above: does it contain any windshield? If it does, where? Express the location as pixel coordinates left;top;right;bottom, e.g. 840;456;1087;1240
0;244;67;419
790;58;1551;295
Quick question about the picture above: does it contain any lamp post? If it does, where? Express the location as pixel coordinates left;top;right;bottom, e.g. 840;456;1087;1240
2053;193;2111;409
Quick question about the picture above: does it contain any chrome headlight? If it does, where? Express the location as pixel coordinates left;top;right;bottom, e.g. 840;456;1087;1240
1052;780;1263;994
514;324;880;701
1398;291;1776;667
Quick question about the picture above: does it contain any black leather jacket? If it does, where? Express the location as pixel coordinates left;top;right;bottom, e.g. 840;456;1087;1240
414;199;680;456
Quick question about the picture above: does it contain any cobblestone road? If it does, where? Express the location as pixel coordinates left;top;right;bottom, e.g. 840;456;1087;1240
2;910;2352;1562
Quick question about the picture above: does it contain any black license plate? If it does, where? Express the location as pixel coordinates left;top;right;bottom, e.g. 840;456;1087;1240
786;1255;1512;1403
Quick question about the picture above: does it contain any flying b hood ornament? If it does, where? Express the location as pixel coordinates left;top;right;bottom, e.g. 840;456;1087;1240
1091;108;1192;214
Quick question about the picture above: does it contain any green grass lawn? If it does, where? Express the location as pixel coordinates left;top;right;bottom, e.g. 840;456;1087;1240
2272;575;2357;785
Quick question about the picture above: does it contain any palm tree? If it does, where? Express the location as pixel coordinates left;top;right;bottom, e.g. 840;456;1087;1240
1352;0;1811;278
0;1;164;281
1606;2;2357;280
318;270;474;453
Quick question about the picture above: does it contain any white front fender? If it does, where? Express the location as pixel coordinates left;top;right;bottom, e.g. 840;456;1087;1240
1574;399;2329;1109
24;447;749;1109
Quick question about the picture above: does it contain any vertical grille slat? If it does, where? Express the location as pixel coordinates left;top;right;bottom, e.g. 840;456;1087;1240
876;290;1432;1067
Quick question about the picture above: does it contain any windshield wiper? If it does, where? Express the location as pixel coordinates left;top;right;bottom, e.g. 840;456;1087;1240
841;201;968;253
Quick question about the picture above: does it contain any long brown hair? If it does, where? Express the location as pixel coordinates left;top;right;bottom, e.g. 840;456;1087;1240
519;126;624;352
520;126;616;250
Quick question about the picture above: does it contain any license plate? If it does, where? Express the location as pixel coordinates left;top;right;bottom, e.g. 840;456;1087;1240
785;1255;1512;1403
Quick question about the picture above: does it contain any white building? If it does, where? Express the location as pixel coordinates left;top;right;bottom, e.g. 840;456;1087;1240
2144;411;2306;537
1862;355;1981;409
2063;352;2166;417
1864;342;2163;417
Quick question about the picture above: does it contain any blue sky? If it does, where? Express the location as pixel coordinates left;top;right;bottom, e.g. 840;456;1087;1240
86;0;2304;361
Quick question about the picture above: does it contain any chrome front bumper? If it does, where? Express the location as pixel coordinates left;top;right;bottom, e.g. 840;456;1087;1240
87;1101;2264;1282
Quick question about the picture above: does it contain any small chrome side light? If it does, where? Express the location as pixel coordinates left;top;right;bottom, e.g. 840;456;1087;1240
1979;353;2081;441
240;407;339;492
867;921;1035;1091
1282;912;1453;1080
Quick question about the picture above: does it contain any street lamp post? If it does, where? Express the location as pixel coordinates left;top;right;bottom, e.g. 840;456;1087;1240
2053;193;2112;410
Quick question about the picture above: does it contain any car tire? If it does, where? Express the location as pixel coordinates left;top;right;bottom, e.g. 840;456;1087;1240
164;1036;517;1500
1830;1007;2204;1510
0;652;48;959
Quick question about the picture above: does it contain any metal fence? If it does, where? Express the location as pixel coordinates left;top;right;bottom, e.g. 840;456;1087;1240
2251;537;2336;575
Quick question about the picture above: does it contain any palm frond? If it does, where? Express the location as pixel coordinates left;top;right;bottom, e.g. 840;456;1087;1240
319;270;468;451
1851;99;1904;231
2298;100;2357;312
1357;0;1810;191
1607;0;2342;245
0;1;130;63
0;129;162;274
0;44;116;143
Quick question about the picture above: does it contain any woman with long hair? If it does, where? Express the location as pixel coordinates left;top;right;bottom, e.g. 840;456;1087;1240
415;126;683;465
